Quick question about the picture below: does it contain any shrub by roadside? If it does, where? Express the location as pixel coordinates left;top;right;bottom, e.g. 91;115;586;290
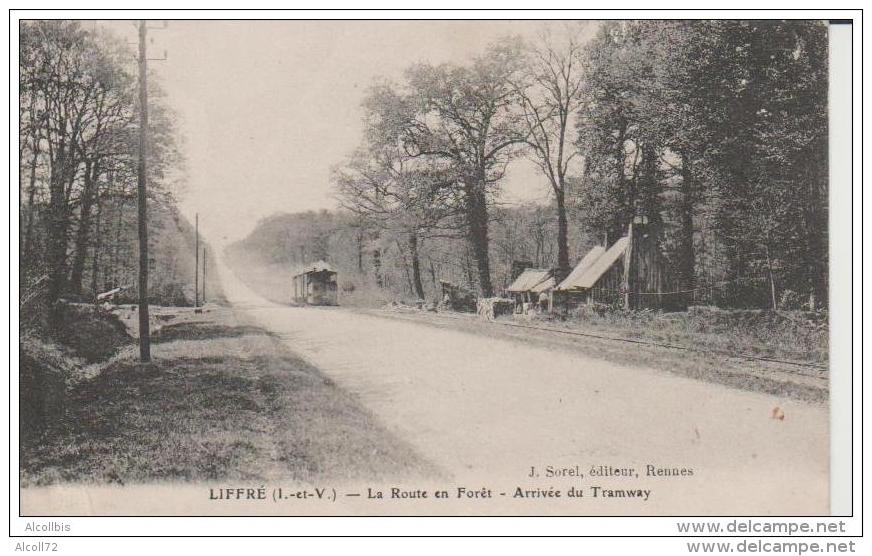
19;336;73;442
19;304;133;441
54;304;133;363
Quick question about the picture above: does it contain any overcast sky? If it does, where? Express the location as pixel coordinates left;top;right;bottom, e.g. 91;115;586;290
99;20;595;246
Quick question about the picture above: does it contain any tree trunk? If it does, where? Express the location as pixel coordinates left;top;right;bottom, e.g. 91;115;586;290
463;244;475;292
372;247;383;288
555;187;569;271
69;159;99;296
611;123;629;243
465;179;493;297
46;145;73;324
356;228;364;272
679;154;696;292
396;239;414;296
22;140;41;260
110;199;126;288
428;256;438;291
409;232;425;300
639;144;660;221
91;192;103;299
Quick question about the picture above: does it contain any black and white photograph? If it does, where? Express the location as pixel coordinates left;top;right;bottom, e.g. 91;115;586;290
10;10;859;538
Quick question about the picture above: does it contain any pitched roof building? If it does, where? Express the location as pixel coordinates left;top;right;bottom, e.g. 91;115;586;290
556;238;630;292
507;268;555;295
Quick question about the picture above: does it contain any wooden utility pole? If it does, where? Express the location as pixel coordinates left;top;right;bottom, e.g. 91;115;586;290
194;212;199;308
202;247;207;305
136;20;151;363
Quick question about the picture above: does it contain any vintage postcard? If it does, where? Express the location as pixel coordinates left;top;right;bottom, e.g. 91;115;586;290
15;15;852;525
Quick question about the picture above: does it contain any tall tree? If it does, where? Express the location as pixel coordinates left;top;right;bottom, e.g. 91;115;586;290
574;20;828;308
379;41;528;297
19;21;188;317
24;22;102;318
67;39;136;295
514;26;588;271
576;22;662;244
334;143;460;300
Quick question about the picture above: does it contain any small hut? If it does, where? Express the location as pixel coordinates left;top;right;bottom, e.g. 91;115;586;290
555;238;628;307
555;220;681;310
556;246;606;293
507;268;555;314
292;261;338;306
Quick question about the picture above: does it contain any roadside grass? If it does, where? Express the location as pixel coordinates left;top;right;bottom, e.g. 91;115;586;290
366;308;828;404
20;309;435;486
536;305;828;366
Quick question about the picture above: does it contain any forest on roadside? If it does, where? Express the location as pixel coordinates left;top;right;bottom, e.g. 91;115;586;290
229;20;829;311
19;21;202;331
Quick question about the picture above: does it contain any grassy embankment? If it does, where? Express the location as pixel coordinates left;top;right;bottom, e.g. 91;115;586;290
371;304;828;403
20;304;432;486
532;305;828;367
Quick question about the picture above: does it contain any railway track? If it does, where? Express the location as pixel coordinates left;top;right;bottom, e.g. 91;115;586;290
365;308;829;384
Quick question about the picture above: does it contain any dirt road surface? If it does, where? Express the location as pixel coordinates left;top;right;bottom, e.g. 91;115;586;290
218;261;828;515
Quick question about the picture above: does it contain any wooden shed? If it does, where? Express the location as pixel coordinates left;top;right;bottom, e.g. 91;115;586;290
292;261;338;306
554;237;629;306
507;268;556;313
554;220;683;310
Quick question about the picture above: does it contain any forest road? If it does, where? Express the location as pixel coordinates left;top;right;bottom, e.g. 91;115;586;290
217;259;829;515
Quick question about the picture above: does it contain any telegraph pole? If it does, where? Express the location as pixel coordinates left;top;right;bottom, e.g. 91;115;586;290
202;247;207;305
136;20;151;363
194;212;199;308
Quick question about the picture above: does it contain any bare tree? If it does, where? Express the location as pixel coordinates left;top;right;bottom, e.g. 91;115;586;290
366;40;528;297
68;59;136;296
24;22;103;317
334;141;461;300
19;21;185;319
514;26;588;271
